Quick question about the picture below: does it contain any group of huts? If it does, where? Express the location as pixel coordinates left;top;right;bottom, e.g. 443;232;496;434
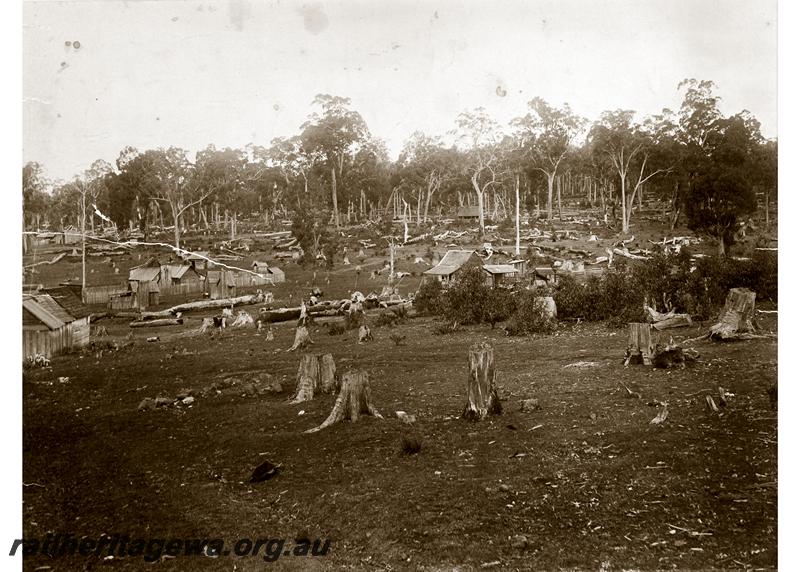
423;249;588;288
109;255;285;311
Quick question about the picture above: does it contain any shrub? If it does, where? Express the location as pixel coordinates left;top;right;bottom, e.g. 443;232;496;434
505;291;557;335
414;278;444;316
482;288;516;329
442;268;491;325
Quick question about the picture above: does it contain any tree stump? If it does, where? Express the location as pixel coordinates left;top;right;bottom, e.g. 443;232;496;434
305;370;383;433
318;353;338;393
625;323;654;365
709;288;757;340
358;324;373;344
287;325;313;352
462;342;502;421
289;353;337;403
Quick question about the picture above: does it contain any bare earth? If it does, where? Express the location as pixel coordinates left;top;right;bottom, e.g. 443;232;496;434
23;309;777;571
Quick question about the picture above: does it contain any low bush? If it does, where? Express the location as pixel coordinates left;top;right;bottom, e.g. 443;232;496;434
414;278;444;316
505;291;558;335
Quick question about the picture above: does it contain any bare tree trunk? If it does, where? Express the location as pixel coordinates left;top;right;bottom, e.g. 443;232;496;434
462;342;502;420
331;166;340;228
305;370;383;433
515;173;521;256
546;173;555;221
556;175;563;221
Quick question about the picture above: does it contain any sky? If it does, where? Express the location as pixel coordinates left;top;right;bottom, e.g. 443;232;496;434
23;0;777;183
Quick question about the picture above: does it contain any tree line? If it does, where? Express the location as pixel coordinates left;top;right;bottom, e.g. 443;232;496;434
22;80;776;255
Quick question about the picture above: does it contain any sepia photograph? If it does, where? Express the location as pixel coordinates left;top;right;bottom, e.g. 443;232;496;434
13;0;786;569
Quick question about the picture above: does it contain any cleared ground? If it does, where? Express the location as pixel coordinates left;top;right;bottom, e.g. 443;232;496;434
23;309;777;571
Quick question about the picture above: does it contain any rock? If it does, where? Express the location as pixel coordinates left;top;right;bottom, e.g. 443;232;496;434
499;484;511;492
181;396;195;406
511;535;528;550
266;382;283;394
240;383;257;396
138;397;156;411
154;397;173;407
520;398;540;412
396;411;416;424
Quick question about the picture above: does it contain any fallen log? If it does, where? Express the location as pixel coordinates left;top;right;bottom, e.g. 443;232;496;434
613;247;648;260
24;252;66;269
130;318;184;328
645;306;693;330
140;292;268;319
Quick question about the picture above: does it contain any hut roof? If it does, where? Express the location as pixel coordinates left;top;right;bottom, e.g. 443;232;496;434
42;286;92;319
483;264;518;274
22;294;74;330
129;267;161;282
424;250;480;276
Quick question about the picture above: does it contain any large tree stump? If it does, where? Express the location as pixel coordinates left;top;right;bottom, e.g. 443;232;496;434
318;353;338;393
462;342;502;421
709;288;757;339
289;353;338;403
305;370;383;433
625;323;654;365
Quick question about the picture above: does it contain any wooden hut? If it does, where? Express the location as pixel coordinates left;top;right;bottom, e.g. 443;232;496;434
423;250;484;286
128;263;161;309
252;261;286;284
207;270;236;300
160;264;205;296
482;264;518;287
23;293;90;358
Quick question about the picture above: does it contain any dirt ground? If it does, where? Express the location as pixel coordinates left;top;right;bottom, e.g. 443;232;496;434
22;308;777;571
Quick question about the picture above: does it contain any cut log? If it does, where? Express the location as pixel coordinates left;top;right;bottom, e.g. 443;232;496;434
709;288;757;340
462;342;503;421
625;323;654;365
305;370;383;433
129;318;183;328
